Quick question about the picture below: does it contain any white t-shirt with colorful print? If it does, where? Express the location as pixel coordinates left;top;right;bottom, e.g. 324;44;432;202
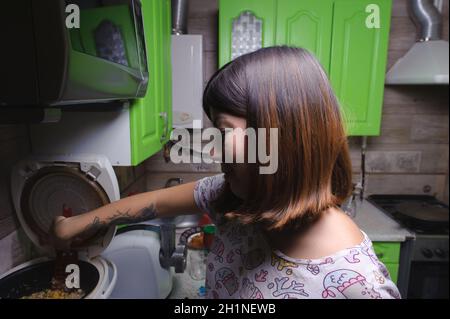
193;174;402;299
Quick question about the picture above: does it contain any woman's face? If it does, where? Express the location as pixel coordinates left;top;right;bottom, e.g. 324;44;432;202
210;109;249;199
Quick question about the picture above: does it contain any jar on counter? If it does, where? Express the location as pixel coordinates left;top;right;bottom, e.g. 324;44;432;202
188;248;207;281
186;225;217;281
187;232;207;281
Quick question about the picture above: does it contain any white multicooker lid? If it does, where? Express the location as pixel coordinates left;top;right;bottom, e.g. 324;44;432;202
11;155;119;258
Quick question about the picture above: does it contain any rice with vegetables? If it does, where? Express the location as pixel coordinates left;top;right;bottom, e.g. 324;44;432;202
21;289;85;299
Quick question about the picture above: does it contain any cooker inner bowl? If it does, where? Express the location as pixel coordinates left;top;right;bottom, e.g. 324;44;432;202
0;260;100;299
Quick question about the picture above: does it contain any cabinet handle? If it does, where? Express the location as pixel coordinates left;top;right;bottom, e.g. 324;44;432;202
165;177;183;188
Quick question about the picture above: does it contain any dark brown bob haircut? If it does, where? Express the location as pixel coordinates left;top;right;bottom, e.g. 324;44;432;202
203;46;352;233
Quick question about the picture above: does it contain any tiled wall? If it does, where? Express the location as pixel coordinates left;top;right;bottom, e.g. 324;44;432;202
146;0;449;204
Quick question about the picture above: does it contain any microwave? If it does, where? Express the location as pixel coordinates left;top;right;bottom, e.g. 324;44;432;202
0;0;149;107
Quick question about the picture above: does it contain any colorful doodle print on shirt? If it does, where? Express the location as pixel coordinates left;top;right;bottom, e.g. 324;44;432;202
237;248;265;270
255;269;268;282
387;288;402;299
240;277;264;299
225;223;248;246
358;244;392;280
210;237;225;263
267;277;309;299
305;257;334;276
322;269;382;299
376;260;392;280
194;174;225;222
344;249;361;264
226;250;235;263
271;253;299;275
215;267;239;296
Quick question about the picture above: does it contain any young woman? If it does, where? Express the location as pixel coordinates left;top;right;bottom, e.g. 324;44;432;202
53;46;401;299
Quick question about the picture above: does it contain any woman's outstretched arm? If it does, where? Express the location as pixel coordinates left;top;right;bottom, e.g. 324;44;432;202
53;181;200;242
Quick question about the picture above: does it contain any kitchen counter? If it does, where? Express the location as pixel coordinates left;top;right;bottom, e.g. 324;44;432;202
353;199;414;242
168;263;205;299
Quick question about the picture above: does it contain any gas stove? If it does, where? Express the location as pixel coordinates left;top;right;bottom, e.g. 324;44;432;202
367;195;449;235
367;195;449;298
367;195;448;261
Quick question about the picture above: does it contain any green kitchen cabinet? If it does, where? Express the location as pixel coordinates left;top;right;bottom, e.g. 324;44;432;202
330;0;392;136
219;0;392;136
130;0;172;165
219;0;277;68
275;0;334;74
373;242;401;284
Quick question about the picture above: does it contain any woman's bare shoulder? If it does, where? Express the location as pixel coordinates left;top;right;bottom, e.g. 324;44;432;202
283;207;364;260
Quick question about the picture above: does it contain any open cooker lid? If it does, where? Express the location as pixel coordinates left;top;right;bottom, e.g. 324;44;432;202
11;156;119;258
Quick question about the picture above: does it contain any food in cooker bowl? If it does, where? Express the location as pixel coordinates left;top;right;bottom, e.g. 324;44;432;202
21;289;85;299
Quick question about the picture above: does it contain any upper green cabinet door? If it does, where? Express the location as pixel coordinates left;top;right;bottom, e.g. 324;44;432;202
275;0;334;74
130;0;172;165
219;0;276;68
329;0;392;136
218;0;392;136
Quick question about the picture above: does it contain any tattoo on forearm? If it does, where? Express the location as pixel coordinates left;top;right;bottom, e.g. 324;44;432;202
78;204;158;239
106;204;158;225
